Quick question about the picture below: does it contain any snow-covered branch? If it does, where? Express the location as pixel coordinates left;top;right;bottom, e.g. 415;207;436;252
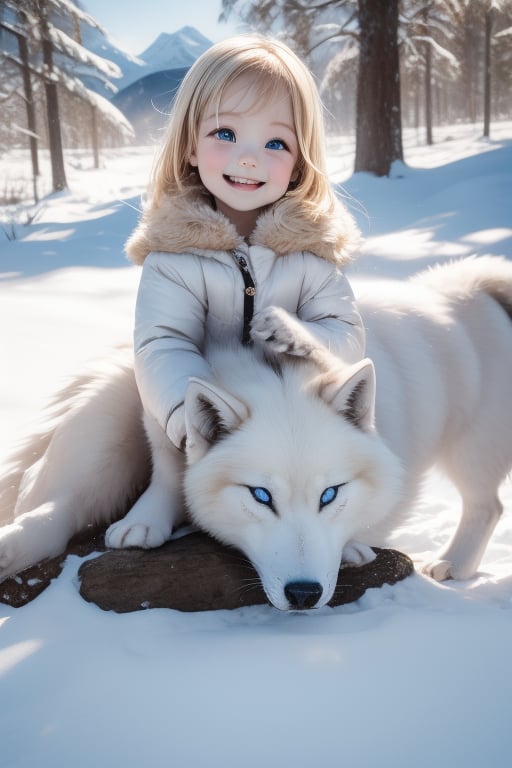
51;64;134;138
48;25;122;79
47;0;108;35
412;35;459;67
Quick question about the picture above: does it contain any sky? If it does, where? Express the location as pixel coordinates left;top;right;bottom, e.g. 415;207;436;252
82;0;241;55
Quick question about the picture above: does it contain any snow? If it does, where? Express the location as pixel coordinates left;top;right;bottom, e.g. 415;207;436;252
1;123;512;767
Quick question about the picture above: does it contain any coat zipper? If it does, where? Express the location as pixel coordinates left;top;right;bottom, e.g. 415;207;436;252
231;249;256;346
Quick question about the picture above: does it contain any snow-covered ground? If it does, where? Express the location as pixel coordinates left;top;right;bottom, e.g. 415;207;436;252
1;122;511;767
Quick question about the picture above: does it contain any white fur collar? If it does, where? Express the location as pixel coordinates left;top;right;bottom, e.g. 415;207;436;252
126;188;360;266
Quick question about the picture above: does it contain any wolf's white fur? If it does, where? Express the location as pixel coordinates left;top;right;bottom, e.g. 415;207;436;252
1;256;512;610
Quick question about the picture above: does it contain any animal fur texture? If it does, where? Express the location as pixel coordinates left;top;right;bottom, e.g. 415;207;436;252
1;256;511;610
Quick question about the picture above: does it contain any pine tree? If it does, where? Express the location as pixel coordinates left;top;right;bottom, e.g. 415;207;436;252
0;0;132;194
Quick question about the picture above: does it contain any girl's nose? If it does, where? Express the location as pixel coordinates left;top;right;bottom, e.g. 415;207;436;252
239;153;257;169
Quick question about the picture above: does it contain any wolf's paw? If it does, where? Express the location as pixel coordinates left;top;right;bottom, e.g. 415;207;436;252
0;523;24;581
422;559;453;581
342;540;377;566
105;521;169;550
251;306;314;357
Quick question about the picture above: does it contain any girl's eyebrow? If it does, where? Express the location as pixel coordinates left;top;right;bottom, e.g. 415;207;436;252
272;121;296;134
203;110;240;122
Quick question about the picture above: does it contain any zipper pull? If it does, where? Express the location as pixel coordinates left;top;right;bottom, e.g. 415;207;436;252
232;249;249;271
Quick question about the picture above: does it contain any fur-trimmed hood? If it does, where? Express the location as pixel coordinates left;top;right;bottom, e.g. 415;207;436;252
126;188;360;267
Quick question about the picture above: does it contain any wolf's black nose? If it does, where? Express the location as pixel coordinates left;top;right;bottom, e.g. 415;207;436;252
284;581;323;609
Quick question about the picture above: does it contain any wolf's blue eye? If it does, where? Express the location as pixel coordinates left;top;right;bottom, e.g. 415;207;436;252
250;486;273;506
320;486;338;508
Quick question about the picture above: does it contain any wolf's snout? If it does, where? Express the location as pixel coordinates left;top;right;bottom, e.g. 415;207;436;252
284;581;323;610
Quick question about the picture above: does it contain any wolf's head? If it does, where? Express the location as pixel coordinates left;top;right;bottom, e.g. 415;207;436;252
183;349;403;611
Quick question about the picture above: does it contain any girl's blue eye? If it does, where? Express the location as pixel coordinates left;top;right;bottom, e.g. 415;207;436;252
215;128;235;142
250;486;273;506
320;486;338;508
265;138;288;151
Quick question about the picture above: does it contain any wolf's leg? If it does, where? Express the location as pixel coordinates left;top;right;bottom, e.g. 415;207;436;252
0;499;77;580
423;495;503;581
105;415;186;549
342;540;377;565
251;306;317;357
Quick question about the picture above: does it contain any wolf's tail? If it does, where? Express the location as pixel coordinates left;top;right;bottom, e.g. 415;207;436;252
0;372;93;523
415;255;512;320
0;348;150;526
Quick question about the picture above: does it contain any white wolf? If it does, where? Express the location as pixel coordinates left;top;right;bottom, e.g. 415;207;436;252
1;256;512;610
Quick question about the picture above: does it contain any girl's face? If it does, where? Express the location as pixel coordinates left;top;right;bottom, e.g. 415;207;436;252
189;74;299;236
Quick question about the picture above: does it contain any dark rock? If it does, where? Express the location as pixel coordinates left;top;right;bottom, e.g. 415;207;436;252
78;533;413;612
0;528;413;612
0;525;107;608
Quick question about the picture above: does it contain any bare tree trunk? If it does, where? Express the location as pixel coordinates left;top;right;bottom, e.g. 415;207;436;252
91;104;100;168
42;38;67;191
463;5;479;123
483;7;493;138
424;40;433;144
0;22;40;203
12;30;40;201
414;71;420;131
423;9;433;146
354;0;403;176
38;0;67;192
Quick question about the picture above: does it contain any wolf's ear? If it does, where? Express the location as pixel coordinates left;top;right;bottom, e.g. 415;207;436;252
317;358;376;430
185;377;249;457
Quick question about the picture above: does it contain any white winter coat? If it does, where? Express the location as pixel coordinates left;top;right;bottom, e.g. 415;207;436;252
126;188;365;448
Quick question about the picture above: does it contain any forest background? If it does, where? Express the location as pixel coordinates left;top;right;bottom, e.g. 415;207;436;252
1;0;511;205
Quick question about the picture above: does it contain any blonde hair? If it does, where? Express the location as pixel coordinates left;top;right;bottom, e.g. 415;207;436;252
148;34;337;222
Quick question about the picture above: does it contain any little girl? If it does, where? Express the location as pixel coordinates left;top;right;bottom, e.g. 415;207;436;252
106;34;365;549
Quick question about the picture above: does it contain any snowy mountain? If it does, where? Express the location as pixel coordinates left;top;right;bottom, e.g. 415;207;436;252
78;22;212;140
78;18;146;95
111;67;189;142
80;23;212;94
1;4;210;142
135;27;212;80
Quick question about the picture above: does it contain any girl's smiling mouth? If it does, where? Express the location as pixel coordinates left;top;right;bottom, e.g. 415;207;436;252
224;174;264;188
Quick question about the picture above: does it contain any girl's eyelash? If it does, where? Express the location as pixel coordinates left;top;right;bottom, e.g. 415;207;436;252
266;138;289;151
211;128;235;141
